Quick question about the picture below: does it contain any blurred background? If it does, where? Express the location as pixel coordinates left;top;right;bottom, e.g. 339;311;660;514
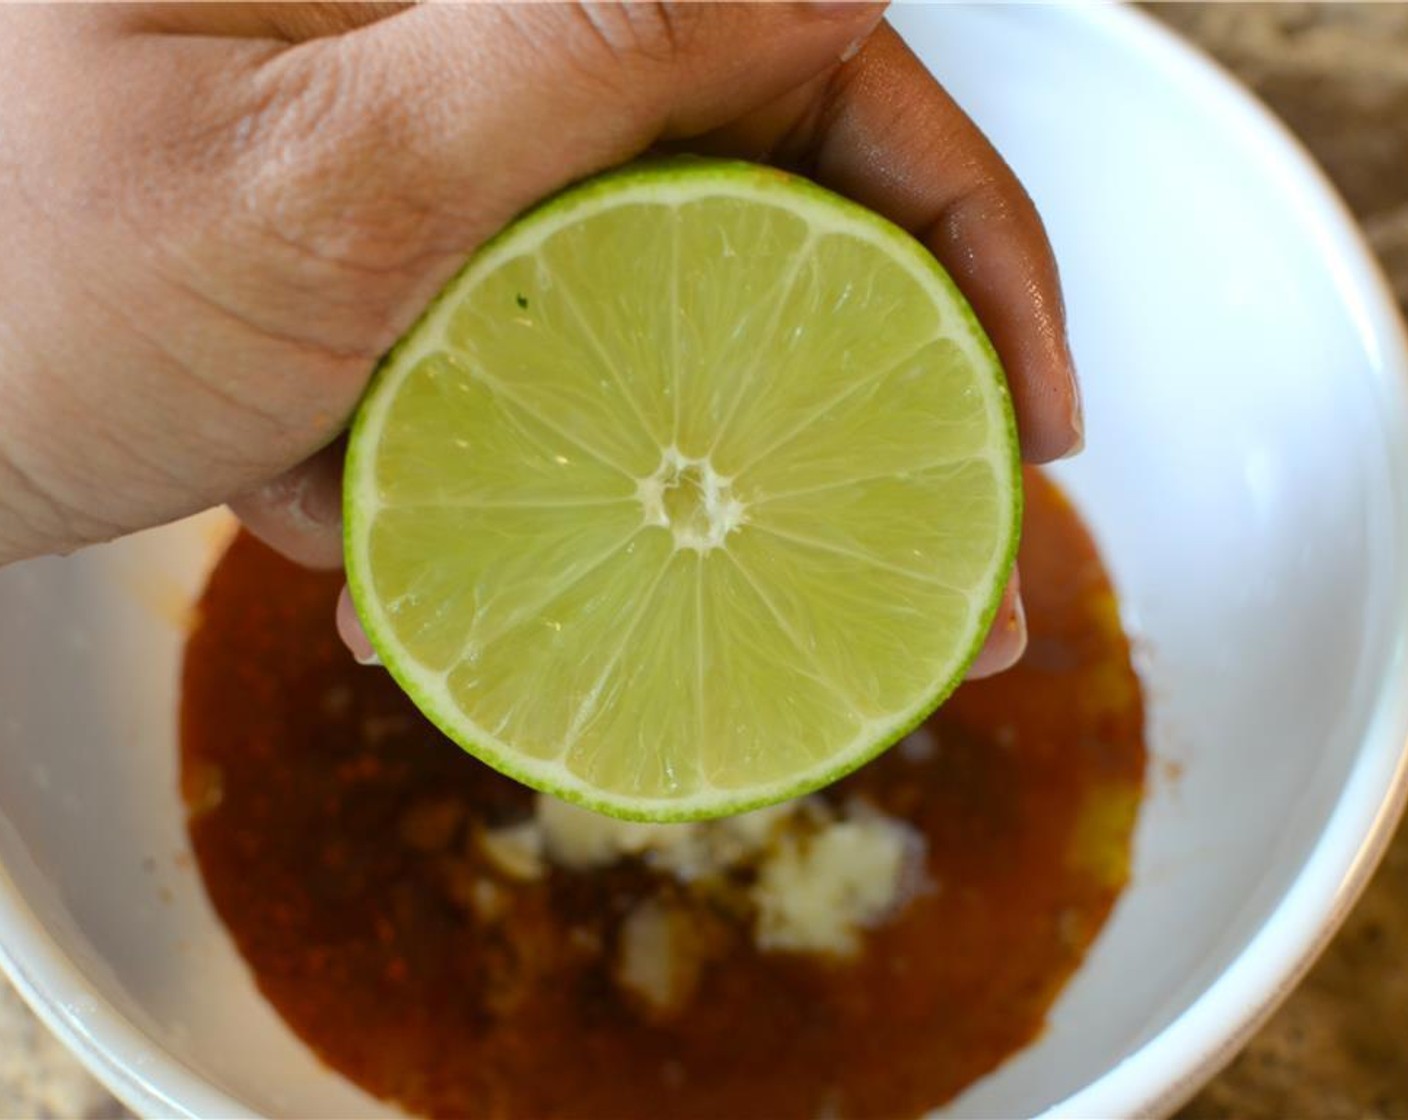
2;4;1406;1118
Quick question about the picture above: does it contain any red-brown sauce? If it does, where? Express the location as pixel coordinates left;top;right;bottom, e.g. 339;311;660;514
181;469;1145;1119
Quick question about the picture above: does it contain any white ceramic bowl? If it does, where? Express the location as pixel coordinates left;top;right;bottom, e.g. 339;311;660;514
3;5;1407;1118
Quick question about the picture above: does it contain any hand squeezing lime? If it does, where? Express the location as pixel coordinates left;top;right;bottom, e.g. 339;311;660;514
343;158;1020;821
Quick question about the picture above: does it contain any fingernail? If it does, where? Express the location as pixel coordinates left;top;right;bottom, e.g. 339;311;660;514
1058;339;1085;459
336;585;380;665
965;587;1026;679
1058;416;1085;459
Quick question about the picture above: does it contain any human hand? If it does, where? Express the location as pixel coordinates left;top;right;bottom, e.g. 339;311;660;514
0;2;1080;677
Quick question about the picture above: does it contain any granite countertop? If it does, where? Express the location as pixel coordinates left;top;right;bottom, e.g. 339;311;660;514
3;4;1408;1118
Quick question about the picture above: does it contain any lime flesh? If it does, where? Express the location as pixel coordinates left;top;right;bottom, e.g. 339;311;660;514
344;159;1020;821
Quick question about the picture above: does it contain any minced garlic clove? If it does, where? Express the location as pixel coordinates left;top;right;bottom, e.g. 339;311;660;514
477;820;548;882
612;898;704;1020
751;810;916;958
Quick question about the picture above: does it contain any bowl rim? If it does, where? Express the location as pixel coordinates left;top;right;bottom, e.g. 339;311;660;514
1037;7;1408;1119
2;5;1408;1119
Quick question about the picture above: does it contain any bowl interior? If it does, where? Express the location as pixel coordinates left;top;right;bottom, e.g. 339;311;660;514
3;6;1407;1118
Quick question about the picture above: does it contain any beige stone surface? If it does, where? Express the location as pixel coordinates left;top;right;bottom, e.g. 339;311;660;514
0;983;121;1120
2;5;1407;1119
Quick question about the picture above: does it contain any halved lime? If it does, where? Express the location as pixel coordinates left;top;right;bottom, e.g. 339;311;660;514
344;158;1020;821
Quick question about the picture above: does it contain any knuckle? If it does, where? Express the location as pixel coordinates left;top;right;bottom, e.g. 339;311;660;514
223;45;459;294
573;3;690;68
102;43;448;364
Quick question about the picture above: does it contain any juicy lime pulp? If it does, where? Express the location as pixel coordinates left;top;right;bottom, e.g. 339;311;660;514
344;159;1021;821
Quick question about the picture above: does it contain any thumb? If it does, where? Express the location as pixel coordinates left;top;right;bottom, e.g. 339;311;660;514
270;3;886;272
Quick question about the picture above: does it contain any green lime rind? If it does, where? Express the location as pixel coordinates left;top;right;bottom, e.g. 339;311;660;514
344;156;1021;822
